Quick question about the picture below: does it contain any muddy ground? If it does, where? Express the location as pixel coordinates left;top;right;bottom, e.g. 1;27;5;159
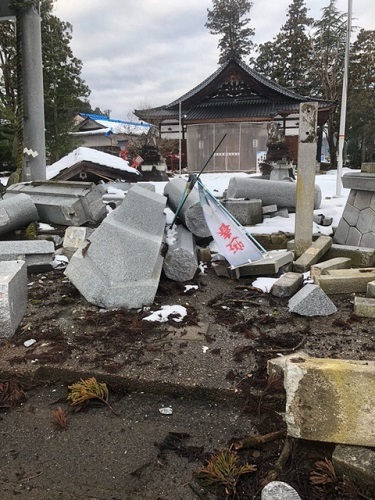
1;262;375;499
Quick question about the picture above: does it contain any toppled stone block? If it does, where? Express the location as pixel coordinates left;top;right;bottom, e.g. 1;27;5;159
270;208;289;218
333;445;375;496
322;244;375;267
164;177;210;237
5;180;106;226
213;250;293;279
227;177;322;211
262;204;277;214
366;280;375;298
222;199;263;225
318;268;375;294
163;225;198;282
0;240;55;271
310;257;351;284
0;193;39;235
0;260;27;338
65;185;166;309
283;357;375;446
271;272;304;298
261;481;301;500
354;296;375;318
63;226;92;253
313;213;333;226
293;235;332;272
288;284;337;316
237;250;293;277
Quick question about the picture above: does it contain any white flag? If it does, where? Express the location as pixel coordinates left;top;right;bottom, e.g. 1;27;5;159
198;181;264;267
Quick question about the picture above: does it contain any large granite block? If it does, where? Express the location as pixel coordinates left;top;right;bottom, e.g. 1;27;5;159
0;193;39;235
65;185;167;309
283;357;375;446
0;240;54;271
0;260;27;338
5;180;106;226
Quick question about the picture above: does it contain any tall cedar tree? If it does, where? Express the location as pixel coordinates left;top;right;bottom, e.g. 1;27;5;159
346;29;375;165
205;0;254;64
255;0;313;95
0;22;17;169
0;0;91;166
311;0;347;168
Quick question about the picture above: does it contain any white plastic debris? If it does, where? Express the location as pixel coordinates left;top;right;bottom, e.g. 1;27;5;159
159;406;173;415
184;285;198;293
52;255;69;269
24;339;36;347
202;346;209;353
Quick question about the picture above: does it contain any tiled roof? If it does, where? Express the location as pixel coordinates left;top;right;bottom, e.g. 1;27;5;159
134;58;335;123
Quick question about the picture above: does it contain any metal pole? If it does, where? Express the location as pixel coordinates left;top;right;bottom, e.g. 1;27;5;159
178;101;182;176
336;0;352;197
21;0;46;180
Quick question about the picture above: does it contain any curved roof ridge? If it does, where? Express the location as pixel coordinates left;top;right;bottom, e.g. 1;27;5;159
165;57;328;108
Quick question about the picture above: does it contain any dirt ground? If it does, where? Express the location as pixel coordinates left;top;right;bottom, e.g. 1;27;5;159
1;262;375;499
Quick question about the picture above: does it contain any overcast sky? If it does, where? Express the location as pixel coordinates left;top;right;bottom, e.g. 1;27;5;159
53;0;374;121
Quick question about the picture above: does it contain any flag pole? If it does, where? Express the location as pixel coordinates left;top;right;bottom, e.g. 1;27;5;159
336;0;352;197
170;134;227;228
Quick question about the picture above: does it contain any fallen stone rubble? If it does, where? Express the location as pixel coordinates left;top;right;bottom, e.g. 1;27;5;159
1;176;375;495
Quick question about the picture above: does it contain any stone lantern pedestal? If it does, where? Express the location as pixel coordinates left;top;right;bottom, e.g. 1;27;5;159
334;164;375;247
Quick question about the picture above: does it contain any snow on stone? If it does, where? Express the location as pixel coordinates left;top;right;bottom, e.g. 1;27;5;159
143;305;187;323
46;147;140;180
165;226;177;246
252;277;279;293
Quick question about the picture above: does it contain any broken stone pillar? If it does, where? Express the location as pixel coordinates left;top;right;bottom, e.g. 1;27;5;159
163;177;211;238
271;272;304;298
293;235;332;273
0;260;27;338
65;185;166;309
283;357;375;446
0;193;39;235
226;177;321;212
222;199;263;225
4;180;106;226
163;225;198;282
318;268;375;294
294;102;318;257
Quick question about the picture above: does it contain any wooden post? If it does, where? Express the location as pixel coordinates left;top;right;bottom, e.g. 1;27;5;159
294;102;318;258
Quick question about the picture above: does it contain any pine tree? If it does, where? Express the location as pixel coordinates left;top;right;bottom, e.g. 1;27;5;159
255;0;313;95
205;0;255;64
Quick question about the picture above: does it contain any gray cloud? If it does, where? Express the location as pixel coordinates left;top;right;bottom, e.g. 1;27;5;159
54;0;374;119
